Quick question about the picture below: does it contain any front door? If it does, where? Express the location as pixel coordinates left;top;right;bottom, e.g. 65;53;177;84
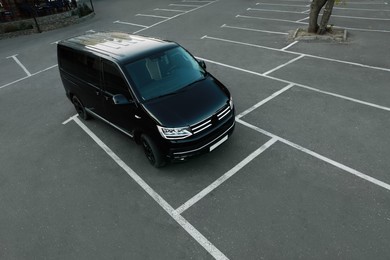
101;60;138;136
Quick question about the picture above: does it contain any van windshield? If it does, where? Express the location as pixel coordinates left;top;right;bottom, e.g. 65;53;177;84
125;46;205;101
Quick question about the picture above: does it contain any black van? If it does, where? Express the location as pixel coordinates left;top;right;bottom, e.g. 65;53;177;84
58;32;235;167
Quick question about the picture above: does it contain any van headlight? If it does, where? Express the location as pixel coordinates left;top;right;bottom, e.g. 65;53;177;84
229;96;234;110
157;126;192;140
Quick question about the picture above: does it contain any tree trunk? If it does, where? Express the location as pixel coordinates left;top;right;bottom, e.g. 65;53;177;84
318;0;336;34
308;0;328;33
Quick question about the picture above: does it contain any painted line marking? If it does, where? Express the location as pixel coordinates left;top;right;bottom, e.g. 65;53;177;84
236;118;390;192
248;7;305;14
237;14;307;24
221;24;288;35
256;2;310;8
236;15;390;33
347;1;390;4
7;54;32;77
182;0;213;2
134;1;217;34
334;6;390;12
136;14;170;19
255;1;390;12
154;8;187;13
113;20;148;28
202;35;390;72
176;137;278;214
62;114;78;125
196;57;390;113
236;83;295;120
0;64;58;90
263;54;305;76
66;116;229;260
330;14;390;21
281;40;299;51
170;4;199;7
296;17;309;22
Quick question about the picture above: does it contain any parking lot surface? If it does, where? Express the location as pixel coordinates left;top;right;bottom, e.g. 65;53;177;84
1;0;390;259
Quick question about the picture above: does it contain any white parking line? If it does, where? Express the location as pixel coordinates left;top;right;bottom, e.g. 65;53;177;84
196;57;390;113
347;2;389;4
281;41;299;51
136;14;170;19
236;118;390;192
183;0;213;2
256;2;390;11
133;0;217;34
237;14;390;33
113;20;148;28
176;137;278;214
248;8;305;14
236;83;294;119
263;54;305;75
256;2;309;8
154;8;187;13
0;64;58;90
6;54;31;77
296;17;309;22
202;35;390;72
333;7;390;12
65;116;229;260
170;4;199;7
330;14;390;21
237;14;307;24
221;24;288;35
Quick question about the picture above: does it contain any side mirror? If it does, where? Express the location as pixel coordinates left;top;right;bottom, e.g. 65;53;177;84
198;60;206;70
112;94;132;105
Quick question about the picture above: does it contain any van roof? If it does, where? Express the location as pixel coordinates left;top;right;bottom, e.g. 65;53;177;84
58;32;177;63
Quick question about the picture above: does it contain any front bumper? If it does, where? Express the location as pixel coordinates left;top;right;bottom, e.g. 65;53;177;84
167;116;235;161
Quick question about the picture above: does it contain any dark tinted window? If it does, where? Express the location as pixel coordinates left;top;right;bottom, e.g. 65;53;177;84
58;46;100;86
103;61;132;100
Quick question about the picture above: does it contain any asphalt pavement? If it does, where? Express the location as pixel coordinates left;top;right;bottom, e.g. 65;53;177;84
1;0;390;259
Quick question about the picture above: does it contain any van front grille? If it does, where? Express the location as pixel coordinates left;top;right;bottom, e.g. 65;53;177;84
190;104;231;135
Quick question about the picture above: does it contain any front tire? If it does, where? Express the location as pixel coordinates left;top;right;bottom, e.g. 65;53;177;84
141;134;165;168
72;95;90;120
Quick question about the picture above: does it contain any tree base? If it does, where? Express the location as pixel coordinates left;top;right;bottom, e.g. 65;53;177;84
289;27;348;42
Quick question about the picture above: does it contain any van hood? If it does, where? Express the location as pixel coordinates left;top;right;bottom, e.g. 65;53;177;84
142;75;229;127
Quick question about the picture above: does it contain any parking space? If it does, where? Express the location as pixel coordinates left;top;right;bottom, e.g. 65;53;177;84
183;141;390;259
242;86;390;183
1;0;390;259
0;58;27;86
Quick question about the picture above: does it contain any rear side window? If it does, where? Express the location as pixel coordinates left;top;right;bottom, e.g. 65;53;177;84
102;61;132;100
58;46;100;86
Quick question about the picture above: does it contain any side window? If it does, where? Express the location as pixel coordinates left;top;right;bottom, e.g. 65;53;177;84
59;46;100;86
102;61;132;100
84;55;100;86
